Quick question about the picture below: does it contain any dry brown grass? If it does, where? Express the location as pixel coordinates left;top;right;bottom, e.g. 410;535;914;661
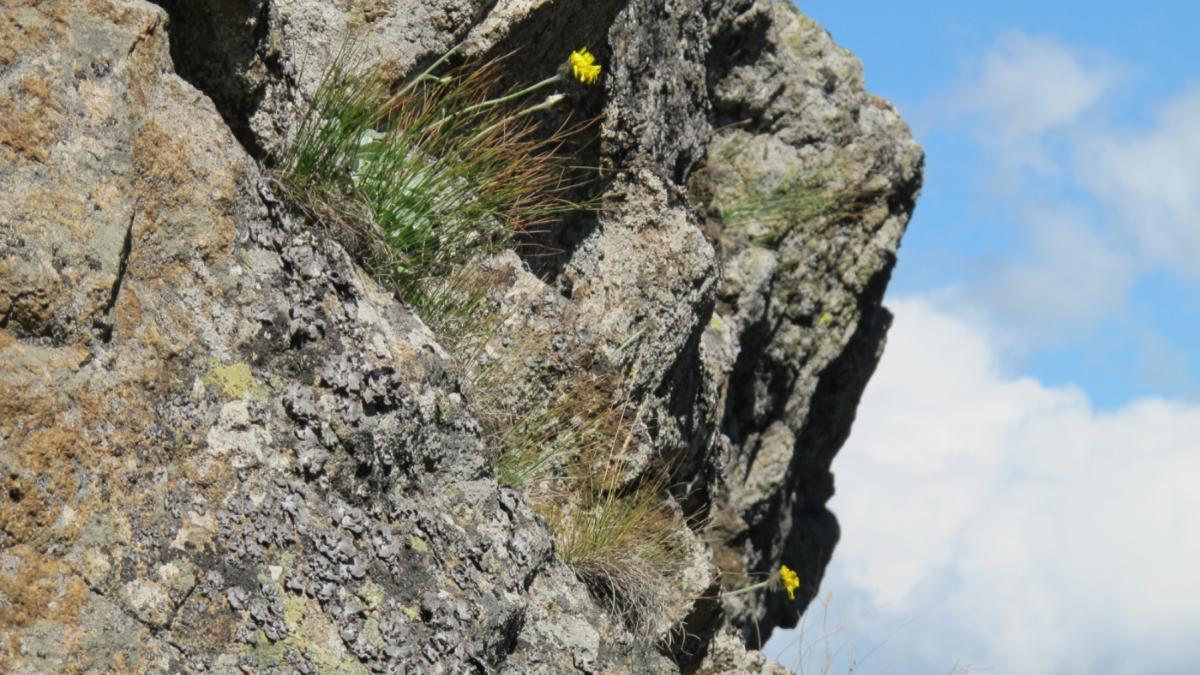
470;338;693;638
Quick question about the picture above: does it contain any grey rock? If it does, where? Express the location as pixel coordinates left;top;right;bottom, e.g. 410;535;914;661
698;0;923;643
1;0;920;672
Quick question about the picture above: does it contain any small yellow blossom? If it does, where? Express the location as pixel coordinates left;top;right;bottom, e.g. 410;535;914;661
779;564;800;601
569;47;602;85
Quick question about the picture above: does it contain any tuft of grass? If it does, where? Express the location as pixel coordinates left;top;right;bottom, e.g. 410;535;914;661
489;354;693;638
465;321;694;638
690;132;884;248
547;467;692;639
492;380;605;490
717;172;884;248
485;364;624;491
407;264;513;353
277;47;583;318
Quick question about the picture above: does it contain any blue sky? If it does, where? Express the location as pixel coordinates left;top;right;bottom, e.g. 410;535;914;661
821;1;1200;408
766;2;1200;673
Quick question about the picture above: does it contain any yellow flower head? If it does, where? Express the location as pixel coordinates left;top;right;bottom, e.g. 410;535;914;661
569;47;602;85
779;564;800;601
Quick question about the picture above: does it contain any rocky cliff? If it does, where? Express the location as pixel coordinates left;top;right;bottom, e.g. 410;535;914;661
0;0;921;672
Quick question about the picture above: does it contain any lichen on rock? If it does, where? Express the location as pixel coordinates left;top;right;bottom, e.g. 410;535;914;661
0;0;921;672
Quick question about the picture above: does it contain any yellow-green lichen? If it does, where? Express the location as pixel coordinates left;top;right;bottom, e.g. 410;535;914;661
160;560;196;594
201;362;270;402
249;630;288;668
284;594;307;631
358;581;384;610
362;618;386;649
248;592;370;675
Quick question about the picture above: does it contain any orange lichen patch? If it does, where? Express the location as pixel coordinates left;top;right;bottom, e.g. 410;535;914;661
0;393;96;545
0;340;153;548
132;123;192;190
0;545;89;652
131;117;240;264
15;185;94;244
110;284;162;366
0;1;61;71
75;0;162;26
0;71;66;163
17;69;50;101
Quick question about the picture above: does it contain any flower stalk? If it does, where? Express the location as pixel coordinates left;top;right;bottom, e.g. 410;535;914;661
721;564;802;600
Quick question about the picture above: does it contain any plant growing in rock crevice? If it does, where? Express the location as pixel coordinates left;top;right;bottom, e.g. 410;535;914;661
527;379;694;641
277;47;586;323
467;320;696;640
278;46;696;642
547;463;693;640
690;132;885;248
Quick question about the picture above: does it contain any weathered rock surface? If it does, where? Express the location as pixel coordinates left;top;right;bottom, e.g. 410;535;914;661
1;0;921;672
698;0;923;643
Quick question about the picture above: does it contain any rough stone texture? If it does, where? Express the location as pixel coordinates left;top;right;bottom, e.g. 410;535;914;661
0;3;552;671
697;630;791;675
698;0;923;644
0;0;921;672
150;0;493;157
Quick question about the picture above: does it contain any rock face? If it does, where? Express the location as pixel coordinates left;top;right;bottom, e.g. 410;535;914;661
0;0;921;672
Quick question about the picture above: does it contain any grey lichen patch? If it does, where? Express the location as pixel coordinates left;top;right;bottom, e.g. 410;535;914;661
204;399;280;472
169;509;219;553
201;362;270;402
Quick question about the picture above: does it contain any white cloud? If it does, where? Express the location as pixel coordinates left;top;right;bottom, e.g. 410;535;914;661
939;33;1199;353
935;31;1132;337
953;32;1117;156
1077;87;1200;283
974;208;1138;348
768;296;1200;674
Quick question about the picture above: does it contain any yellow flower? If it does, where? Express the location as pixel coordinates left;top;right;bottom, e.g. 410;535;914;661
569;47;602;85
779;564;800;601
